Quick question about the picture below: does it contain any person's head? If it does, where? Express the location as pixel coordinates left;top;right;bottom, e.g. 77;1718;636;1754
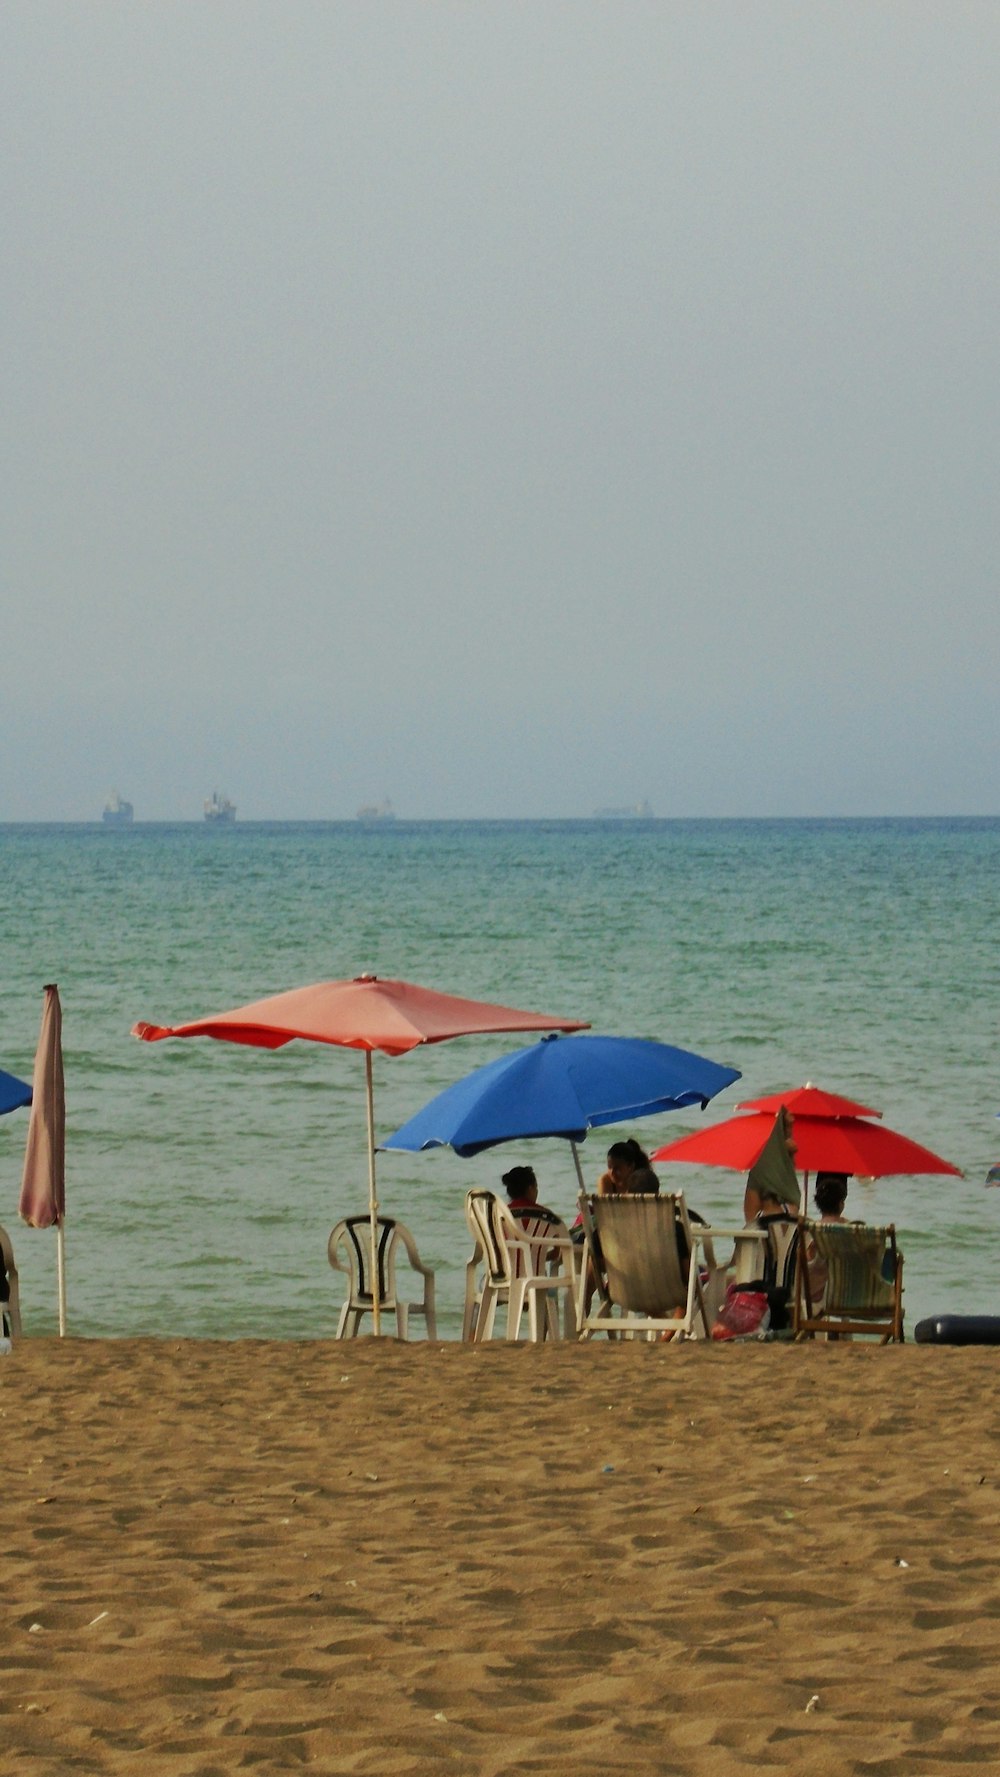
605;1138;649;1186
502;1164;537;1204
815;1172;849;1216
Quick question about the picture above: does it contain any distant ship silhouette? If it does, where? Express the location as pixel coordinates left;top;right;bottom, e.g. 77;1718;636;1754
102;792;134;826
593;800;653;819
356;799;397;823
204;791;236;823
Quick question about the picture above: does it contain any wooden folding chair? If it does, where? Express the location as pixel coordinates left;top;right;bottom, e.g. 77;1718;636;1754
579;1192;720;1341
794;1218;904;1343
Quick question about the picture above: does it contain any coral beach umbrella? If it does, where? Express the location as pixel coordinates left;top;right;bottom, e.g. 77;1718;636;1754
133;974;588;1333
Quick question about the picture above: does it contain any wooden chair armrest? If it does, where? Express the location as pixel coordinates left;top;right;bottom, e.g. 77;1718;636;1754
698;1226;767;1241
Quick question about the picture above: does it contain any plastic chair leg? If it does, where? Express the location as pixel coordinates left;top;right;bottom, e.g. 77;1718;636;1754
506;1278;529;1339
543;1289;562;1341
477;1284;500;1342
462;1261;481;1340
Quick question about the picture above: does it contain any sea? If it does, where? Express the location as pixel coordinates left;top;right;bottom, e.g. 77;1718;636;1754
1;817;997;1340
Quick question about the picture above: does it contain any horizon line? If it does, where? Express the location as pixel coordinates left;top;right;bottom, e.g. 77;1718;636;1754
2;812;998;827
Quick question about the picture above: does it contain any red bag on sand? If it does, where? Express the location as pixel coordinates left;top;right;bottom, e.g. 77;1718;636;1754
711;1284;771;1342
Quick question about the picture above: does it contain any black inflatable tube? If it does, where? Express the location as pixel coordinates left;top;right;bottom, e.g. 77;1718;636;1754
914;1315;1000;1346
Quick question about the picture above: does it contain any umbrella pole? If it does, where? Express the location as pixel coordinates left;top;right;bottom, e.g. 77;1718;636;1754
56;1220;67;1337
570;1140;587;1208
570;1142;590;1334
365;1050;381;1337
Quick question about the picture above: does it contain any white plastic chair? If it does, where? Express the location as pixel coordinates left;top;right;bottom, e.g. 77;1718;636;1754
0;1224;22;1338
463;1190;576;1342
327;1214;437;1339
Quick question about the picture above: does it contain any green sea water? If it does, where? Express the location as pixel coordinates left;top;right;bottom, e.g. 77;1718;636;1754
1;818;996;1338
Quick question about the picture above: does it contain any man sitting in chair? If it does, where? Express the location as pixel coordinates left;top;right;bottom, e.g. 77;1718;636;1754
806;1172;850;1305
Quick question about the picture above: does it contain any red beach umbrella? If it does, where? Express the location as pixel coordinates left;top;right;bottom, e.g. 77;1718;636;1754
651;1081;960;1181
19;984;68;1336
738;1084;882;1120
133;974;588;1333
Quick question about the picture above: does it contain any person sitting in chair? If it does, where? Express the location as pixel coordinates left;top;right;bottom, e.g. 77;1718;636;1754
814;1172;850;1220
806;1172;851;1305
598;1138;660;1197
502;1165;561;1228
743;1108;800;1222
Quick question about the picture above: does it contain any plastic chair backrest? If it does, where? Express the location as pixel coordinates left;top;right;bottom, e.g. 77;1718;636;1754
329;1215;401;1308
465;1191;509;1286
467;1189;552;1283
757;1210;800;1328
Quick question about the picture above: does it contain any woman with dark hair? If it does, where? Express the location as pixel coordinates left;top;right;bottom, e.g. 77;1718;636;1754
598;1137;660;1197
502;1164;560;1228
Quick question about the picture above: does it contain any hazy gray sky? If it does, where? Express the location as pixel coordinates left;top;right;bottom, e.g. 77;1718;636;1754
2;2;997;819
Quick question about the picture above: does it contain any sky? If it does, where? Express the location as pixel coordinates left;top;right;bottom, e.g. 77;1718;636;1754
2;2;998;820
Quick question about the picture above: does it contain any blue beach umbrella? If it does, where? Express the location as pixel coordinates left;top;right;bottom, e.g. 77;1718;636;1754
381;1032;741;1180
0;1068;32;1117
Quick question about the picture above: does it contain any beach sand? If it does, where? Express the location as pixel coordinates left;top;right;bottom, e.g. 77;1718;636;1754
2;1338;999;1776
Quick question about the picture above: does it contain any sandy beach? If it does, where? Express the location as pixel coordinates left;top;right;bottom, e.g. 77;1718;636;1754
2;1337;1000;1776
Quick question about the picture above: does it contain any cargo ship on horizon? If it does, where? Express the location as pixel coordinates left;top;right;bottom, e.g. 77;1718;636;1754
102;791;134;826
593;799;654;820
356;798;396;823
204;791;236;824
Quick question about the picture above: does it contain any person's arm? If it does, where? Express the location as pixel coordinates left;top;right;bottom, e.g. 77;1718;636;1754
743;1183;763;1223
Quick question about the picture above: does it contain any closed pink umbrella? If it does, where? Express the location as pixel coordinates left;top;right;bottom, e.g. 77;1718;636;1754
19;984;67;1335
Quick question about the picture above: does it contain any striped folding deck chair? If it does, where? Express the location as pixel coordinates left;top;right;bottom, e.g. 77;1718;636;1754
794;1218;904;1343
579;1192;719;1341
0;1225;21;1339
